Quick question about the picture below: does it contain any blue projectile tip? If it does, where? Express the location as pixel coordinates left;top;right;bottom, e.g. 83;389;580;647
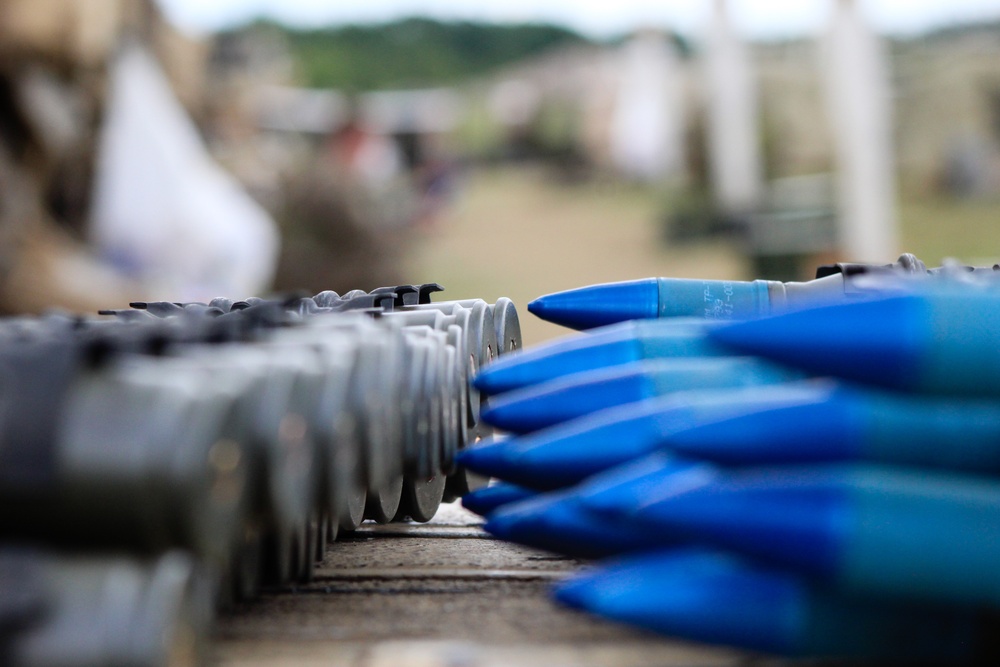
455;438;521;481
461;483;537;517
484;486;683;559
528;279;660;330
473;360;513;395
482;498;551;543
470;398;695;491
458;435;608;491
484;512;523;539
626;467;849;578
579;453;717;519
707;296;924;390
556;547;991;660
550;573;593;612
472;322;645;395
480;367;651;434
552;549;803;654
472;353;533;395
664;381;863;465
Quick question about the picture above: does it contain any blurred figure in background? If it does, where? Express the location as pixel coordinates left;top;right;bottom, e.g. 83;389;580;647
273;106;415;293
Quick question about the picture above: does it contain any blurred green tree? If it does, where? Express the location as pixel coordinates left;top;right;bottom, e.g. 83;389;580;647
234;18;589;90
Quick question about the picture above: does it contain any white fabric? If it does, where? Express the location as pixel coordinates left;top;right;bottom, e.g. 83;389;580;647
91;43;279;301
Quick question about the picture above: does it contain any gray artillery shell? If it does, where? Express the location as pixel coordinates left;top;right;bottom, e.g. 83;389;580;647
355;333;406;524
52;359;252;571
437;297;522;356
490;297;522;355
394;329;450;522
177;347;322;587
279;317;378;533
5;549;213;667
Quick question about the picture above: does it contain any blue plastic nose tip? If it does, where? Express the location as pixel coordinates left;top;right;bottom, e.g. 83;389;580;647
663;382;859;465
473;322;653;394
529;279;660;330
478;400;528;433
708;296;922;390
484;488;687;559
552;572;602;611
629;469;847;578
472;356;526;395
579;458;717;519
482;507;543;541
461;483;537;517
456;439;519;480
552;549;803;654
480;372;650;434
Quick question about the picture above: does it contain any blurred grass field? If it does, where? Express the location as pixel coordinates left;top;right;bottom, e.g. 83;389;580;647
408;166;1000;347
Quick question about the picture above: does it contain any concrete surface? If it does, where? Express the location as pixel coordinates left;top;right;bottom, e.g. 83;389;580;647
214;503;761;667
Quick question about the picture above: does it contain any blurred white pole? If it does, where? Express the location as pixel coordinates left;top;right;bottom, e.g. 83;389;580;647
704;0;763;213
821;0;898;262
610;31;686;183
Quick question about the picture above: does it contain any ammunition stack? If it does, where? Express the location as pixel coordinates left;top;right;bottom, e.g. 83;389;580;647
0;284;520;667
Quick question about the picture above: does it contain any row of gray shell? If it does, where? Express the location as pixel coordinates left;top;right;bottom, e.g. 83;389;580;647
0;287;520;667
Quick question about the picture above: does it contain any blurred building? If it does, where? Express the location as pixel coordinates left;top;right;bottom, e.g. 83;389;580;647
469;19;1000;203
895;24;1000;196
478;32;699;183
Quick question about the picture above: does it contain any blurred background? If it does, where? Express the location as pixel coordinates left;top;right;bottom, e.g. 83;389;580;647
3;0;1000;344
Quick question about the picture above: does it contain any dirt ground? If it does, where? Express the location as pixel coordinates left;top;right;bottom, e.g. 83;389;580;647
214;504;756;667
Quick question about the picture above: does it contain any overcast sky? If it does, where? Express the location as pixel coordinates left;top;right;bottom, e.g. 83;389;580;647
157;0;1000;39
